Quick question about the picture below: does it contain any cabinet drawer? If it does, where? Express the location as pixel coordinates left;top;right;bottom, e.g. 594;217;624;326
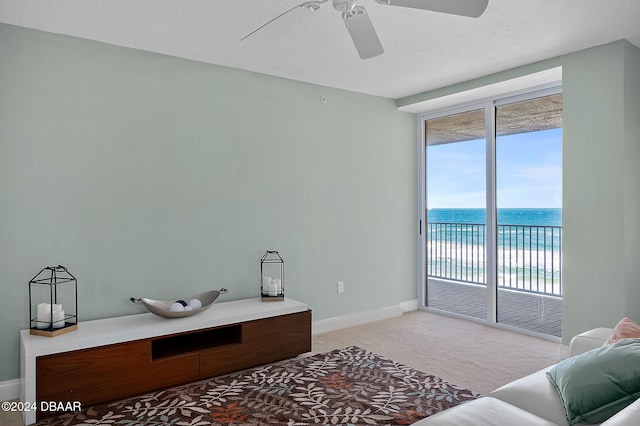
199;310;311;378
37;340;199;414
199;343;250;377
243;310;312;363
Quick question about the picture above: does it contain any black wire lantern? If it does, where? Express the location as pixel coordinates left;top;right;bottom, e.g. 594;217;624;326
260;251;284;302
28;265;78;337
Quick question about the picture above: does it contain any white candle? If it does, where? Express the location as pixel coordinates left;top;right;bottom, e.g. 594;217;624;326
36;303;51;329
271;279;281;296
53;310;65;328
52;304;63;312
262;277;272;294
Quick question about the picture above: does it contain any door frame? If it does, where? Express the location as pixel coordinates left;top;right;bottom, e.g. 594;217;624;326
417;85;563;341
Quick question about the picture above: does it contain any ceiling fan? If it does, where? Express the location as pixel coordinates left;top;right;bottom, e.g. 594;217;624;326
241;0;489;59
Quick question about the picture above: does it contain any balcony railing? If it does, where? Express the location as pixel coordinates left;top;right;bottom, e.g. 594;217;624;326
427;222;562;296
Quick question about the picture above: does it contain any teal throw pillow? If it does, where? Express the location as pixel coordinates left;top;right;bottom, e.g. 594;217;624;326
546;338;640;425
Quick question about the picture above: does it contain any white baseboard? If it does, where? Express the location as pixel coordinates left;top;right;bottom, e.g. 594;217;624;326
0;378;20;402
399;299;419;312
312;300;418;335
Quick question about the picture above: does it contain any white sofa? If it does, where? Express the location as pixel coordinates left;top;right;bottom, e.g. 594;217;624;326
417;327;640;425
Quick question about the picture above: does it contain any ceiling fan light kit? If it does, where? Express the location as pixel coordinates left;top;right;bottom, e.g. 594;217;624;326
242;0;489;59
301;1;324;11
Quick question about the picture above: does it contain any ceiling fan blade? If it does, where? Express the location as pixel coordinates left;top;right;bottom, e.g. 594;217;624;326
343;6;384;59
376;0;489;18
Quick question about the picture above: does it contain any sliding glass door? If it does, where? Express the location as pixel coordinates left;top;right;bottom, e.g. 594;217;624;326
495;93;563;336
425;109;487;320
421;89;563;338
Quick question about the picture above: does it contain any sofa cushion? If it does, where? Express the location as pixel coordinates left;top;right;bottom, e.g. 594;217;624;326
570;327;615;357
413;397;557;425
489;366;570;425
605;317;640;345
547;338;640;425
601;398;640;425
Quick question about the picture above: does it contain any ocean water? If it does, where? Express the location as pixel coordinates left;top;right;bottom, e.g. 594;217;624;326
428;208;561;226
426;208;562;294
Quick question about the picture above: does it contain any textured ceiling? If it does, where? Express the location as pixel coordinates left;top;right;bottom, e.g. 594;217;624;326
1;0;639;99
426;93;563;145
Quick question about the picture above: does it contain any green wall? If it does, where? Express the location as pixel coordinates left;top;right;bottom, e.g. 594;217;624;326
400;40;640;346
561;41;627;343
2;20;638;384
0;23;417;382
623;41;640;318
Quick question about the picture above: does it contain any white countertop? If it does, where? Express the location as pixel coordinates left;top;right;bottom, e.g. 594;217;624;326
21;297;308;358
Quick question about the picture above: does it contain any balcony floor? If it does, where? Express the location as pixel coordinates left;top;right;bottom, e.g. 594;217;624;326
427;279;562;337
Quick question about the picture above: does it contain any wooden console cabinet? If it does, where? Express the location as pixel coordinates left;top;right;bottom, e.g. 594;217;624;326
21;298;311;425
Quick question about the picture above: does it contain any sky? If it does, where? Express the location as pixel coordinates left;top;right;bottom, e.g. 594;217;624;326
426;128;562;209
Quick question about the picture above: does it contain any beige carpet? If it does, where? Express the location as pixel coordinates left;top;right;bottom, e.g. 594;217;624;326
1;309;561;426
312;309;562;395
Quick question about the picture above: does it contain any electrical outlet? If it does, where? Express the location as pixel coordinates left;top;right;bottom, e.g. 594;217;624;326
337;281;344;294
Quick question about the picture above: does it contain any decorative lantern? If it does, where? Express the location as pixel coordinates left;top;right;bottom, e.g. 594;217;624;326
29;265;78;337
260;250;284;302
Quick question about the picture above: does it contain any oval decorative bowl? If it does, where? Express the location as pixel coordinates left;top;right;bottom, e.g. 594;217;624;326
130;288;228;318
